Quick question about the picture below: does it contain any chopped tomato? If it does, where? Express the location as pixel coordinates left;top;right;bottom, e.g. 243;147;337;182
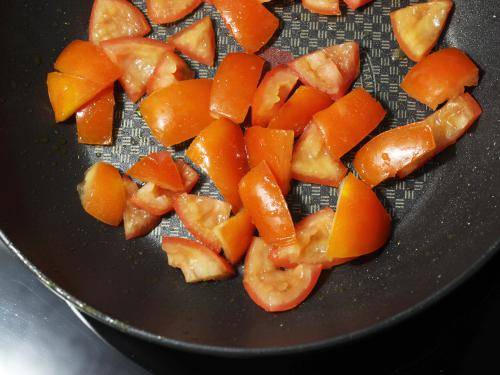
173;193;232;252
268;86;333;136
251;65;298;127
288;41;360;99
146;51;194;94
302;0;340;15
130;183;175;216
77;162;126;226
101;37;170;102
186;119;249;211
343;0;373;10
147;0;202;24
162;237;234;283
291;122;347;187
175;159;200;192
168;16;215;66
210;53;265;124
245;127;294;195
327;174;391;259
127;151;184;191
140;79;214;146
400;48;479;110
314;87;386;158
390;1;453;62
214;209;255;264
76;86;115;145
238;161;296;247
243;237;322;312
211;0;279;53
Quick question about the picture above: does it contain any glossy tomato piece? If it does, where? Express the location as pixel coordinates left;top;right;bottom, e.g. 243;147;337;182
314;87;386;158
77;162;126;226
127;151;184;191
186;119;249;211
251;65;298;127
328;174;391;259
175;159;200;192
302;0;340;15
174;193;232;252
268;86;333;136
76;86;114;145
162;237;234;283
89;0;150;44
146;51;194;94
400;48;479;110
343;0;373;10
291;122;347;187
140;79;214;147
211;0;279;53
243;237;322;312
245;127;294;195
168;16;216;66
238;161;296;247
391;1;453;62
147;0;202;24
214;209;255;264
130;183;175;216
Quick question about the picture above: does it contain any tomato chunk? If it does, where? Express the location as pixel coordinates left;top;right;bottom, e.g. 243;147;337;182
302;0;340;15
328;174;391;259
245;127;294;195
239;161;296;247
343;0;373;10
291;122;347;187
314;87;386;158
127;151;184;191
174;193;232;252
130;183;175;216
77;162;126;226
76;87;114;145
400;48;479;110
162;237;234;283
186;119;249;211
146;51;194;94
391;1;453;62
140;79;214;146
211;0;279;53
175;159;200;192
214;209;255;264
147;0;202;24
243;237;321;312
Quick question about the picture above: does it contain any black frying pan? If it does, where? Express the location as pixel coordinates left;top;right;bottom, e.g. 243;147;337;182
0;0;499;357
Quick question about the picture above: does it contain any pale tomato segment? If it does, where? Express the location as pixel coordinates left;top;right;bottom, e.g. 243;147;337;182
146;51;194;94
302;0;340;15
343;0;373;10
214;209;255;264
147;0;202;24
243;237;322;312
130;182;175;216
76;86;115;145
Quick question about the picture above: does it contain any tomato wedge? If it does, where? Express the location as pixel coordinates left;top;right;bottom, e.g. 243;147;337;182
186;119;249;211
314;87;386;158
168;16;215;66
214;209;255;264
391;1;453;62
239;161;296;247
245;127;294;195
174;193;232;252
77;162;126;226
243;237;322;312
146;51;194;94
268;86;333;136
400;48;479;110
162;237;234;283
210;53;265;124
130;182;175;216
175;159;200;192
127;151;184;191
328;174;391;259
140;79;214;147
302;0;340;15
147;0;202;24
76;86;115;145
291;122;347;187
211;0;279;53
343;0;373;10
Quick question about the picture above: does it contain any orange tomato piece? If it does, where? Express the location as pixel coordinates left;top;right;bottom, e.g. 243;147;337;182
130;182;175;216
302;0;341;15
343;0;373;10
76;86;115;145
146;0;202;24
214;209;255;265
146;51;194;94
175;159;200;192
127;151;184;191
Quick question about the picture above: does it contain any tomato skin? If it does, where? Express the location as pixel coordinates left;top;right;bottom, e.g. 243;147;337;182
76;87;114;145
343;0;373;10
238;161;296;247
302;0;340;15
146;51;194;94
146;0;202;24
214;209;255;264
400;48;479;110
211;0;279;53
314;87;386;158
140;79;214;147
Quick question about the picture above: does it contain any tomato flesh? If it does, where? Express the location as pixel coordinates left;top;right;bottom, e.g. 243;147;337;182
147;0;202;24
343;0;373;10
214;209;255;264
302;0;340;15
76;86;115;145
130;183;175;216
146;51;194;94
175;159;200;192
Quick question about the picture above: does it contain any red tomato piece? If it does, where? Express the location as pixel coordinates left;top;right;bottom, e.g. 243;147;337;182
288;41;360;99
76;86;114;145
77;162;126;226
238;161;296;247
175;159;200;192
130;183;175;216
147;0;202;24
342;0;373;10
291;122;347;187
251;65;298;127
173;193;232;252
214;209;255;264
127;151;184;191
314;87;386;158
302;0;340;15
162;237;234;283
390;1;453;62
400;48;479;110
211;0;279;53
245;127;294;195
89;0;151;44
243;237;322;312
140;79;214;146
146;51;194;94
186;119;249;211
168;16;216;66
327;174;391;259
268;86;333;136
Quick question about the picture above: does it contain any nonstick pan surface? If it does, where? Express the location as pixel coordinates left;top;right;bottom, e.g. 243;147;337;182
0;0;499;356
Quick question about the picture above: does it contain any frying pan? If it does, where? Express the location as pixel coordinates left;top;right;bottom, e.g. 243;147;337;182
0;0;499;357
